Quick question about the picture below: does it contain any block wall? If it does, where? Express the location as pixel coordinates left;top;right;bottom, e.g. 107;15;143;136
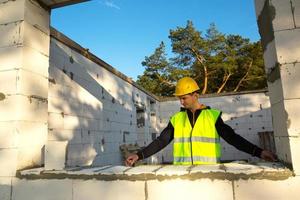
48;38;159;167
255;0;300;174
3;163;297;200
0;0;50;173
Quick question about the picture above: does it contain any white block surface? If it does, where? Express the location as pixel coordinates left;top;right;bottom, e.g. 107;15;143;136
0;94;47;122
147;179;233;200
270;0;295;31
45;141;67;170
275;29;300;64
281;63;300;100
0;21;23;48
73;180;145;200
235;176;300;200
12;179;72;200
0;149;18;176
0;0;24;24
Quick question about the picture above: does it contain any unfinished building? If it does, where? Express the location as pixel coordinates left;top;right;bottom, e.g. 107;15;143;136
0;0;299;199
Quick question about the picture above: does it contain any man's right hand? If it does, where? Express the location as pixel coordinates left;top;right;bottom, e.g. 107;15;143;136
125;154;139;167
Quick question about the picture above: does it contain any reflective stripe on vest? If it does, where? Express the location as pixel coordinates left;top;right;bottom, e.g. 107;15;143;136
174;136;220;143
170;109;221;165
174;156;221;164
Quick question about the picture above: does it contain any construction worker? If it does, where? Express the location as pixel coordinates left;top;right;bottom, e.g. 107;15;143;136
125;77;276;166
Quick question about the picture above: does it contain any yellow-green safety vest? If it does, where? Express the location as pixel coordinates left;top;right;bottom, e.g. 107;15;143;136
170;109;221;165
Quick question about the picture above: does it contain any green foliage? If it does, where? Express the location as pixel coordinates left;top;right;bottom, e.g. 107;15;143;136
137;21;267;97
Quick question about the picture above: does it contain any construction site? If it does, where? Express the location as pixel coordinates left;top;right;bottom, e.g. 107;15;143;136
0;0;300;199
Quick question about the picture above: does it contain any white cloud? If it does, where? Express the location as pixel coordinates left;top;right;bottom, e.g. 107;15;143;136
99;0;121;10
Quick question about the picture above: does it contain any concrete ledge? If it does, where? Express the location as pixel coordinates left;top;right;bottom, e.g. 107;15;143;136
17;162;293;181
9;163;299;200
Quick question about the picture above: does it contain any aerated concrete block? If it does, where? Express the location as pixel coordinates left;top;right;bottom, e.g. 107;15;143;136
0;46;48;77
289;137;300;175
0;149;18;176
16;121;47;147
274;136;293;164
268;78;284;105
292;0;300;27
0;70;17;94
274;29;300;64
281;63;300;100
22;46;49;76
48;112;64;129
48;66;72;87
0;46;22;71
17;69;48;98
23;21;49;56
24;0;49;35
284;99;300;137
45;141;67;170
49;129;81;143
17;145;44;169
147;179;233;200
0;69;48;97
0;122;18;148
73;180;145;200
234;176;300;200
0;94;47;122
63;115;80;130
48;96;64;113
0;21;23;48
271;99;298;137
0;0;24;24
270;0;295;31
12;179;72;200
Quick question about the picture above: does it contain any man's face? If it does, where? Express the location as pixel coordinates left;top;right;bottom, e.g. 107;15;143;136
178;93;197;109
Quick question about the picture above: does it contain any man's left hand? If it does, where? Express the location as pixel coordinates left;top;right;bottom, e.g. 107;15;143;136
260;150;277;162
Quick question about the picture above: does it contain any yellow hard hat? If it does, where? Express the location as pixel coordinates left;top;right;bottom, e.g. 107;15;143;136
173;77;200;96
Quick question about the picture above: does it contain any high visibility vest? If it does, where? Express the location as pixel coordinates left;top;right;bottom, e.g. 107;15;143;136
170;109;221;165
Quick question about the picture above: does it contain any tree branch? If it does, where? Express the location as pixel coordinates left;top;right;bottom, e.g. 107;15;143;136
233;60;253;92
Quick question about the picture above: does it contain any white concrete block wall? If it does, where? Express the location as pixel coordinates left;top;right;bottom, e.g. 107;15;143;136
2;164;297;200
0;0;50;179
255;0;300;174
49;38;158;167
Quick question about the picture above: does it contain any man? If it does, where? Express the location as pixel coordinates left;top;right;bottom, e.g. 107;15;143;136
125;77;276;166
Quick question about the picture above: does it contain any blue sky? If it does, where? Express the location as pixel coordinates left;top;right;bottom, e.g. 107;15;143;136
51;0;260;81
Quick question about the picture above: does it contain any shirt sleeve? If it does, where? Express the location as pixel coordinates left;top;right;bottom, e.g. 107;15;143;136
216;116;263;158
136;122;174;160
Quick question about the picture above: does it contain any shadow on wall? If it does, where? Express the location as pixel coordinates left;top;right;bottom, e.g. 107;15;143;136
48;39;143;167
0;182;11;200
